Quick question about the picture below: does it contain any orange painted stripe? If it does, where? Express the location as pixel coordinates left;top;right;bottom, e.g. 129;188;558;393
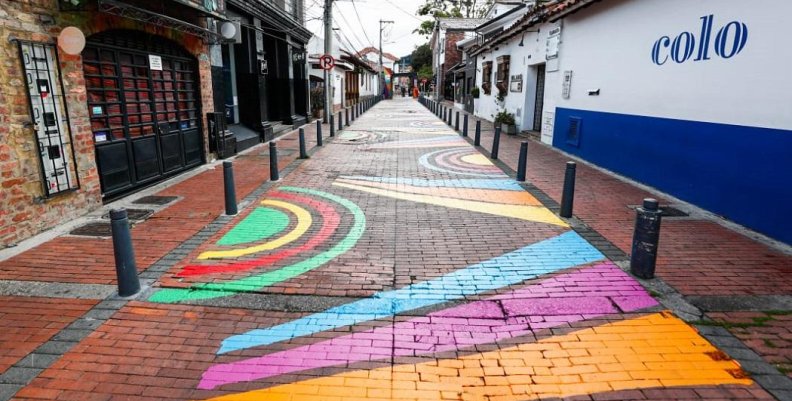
335;178;543;206
201;313;750;401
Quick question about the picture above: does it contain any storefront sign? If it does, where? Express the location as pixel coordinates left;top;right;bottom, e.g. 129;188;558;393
510;74;523;92
652;14;748;66
562;70;572;99
148;55;163;71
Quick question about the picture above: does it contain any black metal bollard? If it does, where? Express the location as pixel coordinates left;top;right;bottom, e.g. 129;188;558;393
462;114;469;137
474;120;481;146
559;161;577;218
516;141;528;182
345;108;350;126
491;126;501;160
299;128;308;158
223;160;238;216
110;208;140;297
448;108;453;125
330;114;335;137
338;111;343;131
455;111;460;131
630;198;662;279
269;141;279;181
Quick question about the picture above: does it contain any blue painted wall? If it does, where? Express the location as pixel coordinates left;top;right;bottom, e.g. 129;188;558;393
552;108;792;245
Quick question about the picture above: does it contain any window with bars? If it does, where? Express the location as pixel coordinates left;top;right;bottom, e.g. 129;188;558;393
17;41;80;197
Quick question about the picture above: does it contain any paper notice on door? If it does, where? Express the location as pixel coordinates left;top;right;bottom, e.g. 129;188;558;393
149;55;163;71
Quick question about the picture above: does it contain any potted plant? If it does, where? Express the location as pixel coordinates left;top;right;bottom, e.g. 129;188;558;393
493;110;517;135
470;86;480;99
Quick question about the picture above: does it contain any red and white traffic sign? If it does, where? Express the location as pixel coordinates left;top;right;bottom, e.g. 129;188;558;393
319;54;335;70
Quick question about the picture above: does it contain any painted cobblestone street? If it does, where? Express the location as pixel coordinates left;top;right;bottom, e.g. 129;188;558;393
2;98;789;401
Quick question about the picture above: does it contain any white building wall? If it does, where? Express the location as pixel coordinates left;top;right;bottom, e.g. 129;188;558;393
474;20;557;131
542;0;792;141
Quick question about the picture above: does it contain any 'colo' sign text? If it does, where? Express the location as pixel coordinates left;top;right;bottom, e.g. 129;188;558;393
652;15;748;66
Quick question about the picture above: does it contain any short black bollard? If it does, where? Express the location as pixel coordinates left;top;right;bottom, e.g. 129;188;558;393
316;119;322;140
474;120;481;146
630;198;662;279
338;111;343;131
559;161;577;218
223;160;238;215
462;114;469;137
345;108;350;126
352;105;356;121
269;141;279;181
110;208;140;297
516;141;528;182
330;114;335;137
299;128;308;158
448;108;453;125
491;126;501;160
455;111;460;131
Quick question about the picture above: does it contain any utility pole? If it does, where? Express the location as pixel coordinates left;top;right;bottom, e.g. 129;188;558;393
379;19;393;99
323;0;333;123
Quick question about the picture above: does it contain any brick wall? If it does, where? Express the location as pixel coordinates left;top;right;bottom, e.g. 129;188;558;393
0;0;214;247
443;31;466;76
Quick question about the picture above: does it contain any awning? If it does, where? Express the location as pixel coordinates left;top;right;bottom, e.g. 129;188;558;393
98;0;224;43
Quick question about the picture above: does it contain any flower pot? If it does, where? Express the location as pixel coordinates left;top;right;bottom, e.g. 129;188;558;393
502;123;517;135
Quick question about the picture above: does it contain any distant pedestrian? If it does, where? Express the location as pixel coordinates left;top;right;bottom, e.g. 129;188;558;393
401;86;406;97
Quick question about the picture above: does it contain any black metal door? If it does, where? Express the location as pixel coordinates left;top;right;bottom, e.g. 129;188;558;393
533;64;546;132
83;31;202;197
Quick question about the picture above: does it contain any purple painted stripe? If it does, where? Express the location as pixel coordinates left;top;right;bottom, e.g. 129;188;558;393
198;262;657;390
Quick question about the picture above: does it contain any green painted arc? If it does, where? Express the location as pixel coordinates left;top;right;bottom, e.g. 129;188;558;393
216;207;290;246
149;187;366;303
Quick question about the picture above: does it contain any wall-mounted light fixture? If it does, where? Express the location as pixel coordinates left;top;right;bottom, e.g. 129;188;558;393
518;30;539;46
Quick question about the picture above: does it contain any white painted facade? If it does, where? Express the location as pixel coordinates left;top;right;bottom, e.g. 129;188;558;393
540;0;792;137
473;0;792;141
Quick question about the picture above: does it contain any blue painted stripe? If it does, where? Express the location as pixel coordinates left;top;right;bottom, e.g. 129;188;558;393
552;107;792;244
218;231;604;354
338;176;525;191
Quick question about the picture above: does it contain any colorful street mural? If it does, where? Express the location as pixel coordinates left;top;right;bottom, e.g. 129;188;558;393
202;312;750;401
418;148;507;177
198;262;657;389
333;175;567;226
148;187;365;303
369;136;468;149
145;132;751;401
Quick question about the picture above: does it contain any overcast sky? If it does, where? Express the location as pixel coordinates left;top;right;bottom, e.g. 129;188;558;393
305;0;433;58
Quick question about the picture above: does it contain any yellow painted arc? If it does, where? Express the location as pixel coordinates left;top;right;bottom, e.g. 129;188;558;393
198;200;312;260
200;313;751;401
335;179;543;206
333;181;568;227
461;153;495;166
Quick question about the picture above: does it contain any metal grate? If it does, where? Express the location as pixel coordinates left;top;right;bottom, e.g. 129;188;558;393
628;204;690;218
69;222;113;237
566;116;581;147
101;209;153;221
133;195;178;205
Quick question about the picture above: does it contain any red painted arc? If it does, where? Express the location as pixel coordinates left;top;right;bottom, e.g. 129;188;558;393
176;191;341;277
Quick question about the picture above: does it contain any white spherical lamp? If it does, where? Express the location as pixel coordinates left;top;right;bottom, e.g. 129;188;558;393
58;26;86;55
220;21;237;40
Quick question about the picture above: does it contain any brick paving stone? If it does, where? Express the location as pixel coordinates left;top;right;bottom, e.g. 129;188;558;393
0;297;96;375
707;312;792;378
